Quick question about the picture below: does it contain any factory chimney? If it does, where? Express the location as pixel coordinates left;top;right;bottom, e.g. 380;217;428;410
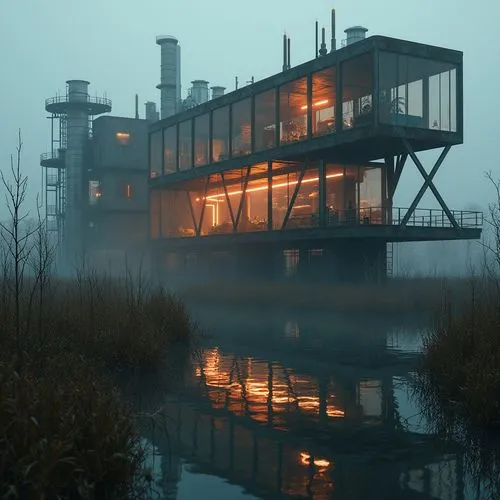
191;80;210;105
145;101;159;122
211;86;226;100
156;35;181;119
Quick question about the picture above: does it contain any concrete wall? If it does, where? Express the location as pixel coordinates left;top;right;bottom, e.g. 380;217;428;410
92;115;148;171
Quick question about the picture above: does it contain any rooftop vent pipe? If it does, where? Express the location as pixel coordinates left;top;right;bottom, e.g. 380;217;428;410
344;26;368;45
211;86;226;99
331;9;336;51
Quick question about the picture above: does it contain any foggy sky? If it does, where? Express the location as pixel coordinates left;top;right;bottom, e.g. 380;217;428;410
1;0;498;218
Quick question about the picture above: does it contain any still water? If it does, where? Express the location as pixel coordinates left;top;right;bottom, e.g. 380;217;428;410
141;308;489;499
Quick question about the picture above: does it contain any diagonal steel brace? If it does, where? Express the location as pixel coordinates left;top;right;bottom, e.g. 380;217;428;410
401;138;459;228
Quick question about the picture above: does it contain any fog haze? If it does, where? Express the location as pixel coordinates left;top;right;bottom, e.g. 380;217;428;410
1;0;497;220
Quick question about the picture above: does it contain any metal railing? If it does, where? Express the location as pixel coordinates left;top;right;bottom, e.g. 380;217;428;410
40;150;65;163
45;95;112;108
325;207;483;229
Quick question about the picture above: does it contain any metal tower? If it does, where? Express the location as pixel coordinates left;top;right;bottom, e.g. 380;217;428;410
41;80;111;260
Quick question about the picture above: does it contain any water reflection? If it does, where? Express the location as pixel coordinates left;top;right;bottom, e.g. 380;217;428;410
144;310;472;499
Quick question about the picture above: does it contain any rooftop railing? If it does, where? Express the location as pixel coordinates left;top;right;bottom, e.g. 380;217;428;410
45;95;112;108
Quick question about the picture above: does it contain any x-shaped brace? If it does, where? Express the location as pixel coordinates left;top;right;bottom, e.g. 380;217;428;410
400;138;459;228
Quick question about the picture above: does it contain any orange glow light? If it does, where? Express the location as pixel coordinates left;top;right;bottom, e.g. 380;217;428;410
299;452;331;469
301;99;330;111
205;172;343;201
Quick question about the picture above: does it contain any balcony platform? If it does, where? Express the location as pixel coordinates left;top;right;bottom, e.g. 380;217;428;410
151;207;482;251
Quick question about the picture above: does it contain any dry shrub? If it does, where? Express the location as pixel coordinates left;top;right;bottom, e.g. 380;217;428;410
0;354;146;499
421;278;500;428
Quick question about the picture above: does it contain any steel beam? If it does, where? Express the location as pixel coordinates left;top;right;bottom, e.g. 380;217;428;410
197;176;211;235
221;172;236;230
401;139;458;228
281;166;306;230
185;190;198;235
235;166;251;229
391;153;407;199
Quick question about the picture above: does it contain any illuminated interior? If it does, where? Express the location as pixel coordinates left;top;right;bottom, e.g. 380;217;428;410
150;161;384;239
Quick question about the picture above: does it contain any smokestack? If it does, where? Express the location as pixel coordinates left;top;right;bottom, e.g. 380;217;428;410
211;86;226;99
287;36;291;69
145;101;159;122
282;33;287;72
319;27;328;56
315;21;319;58
331;9;336;52
191;80;210;105
135;94;139;119
345;26;368;46
156;35;180;119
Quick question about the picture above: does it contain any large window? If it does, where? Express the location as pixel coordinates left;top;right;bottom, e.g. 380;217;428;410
231;98;252;157
312;66;336;136
279;77;308;144
341;52;373;129
160;190;195;238
163;126;177;174
378;52;458;132
149;131;162;178
194;114;210;167
212;106;229;162
254;90;276;151
359;167;382;224
179;120;192;170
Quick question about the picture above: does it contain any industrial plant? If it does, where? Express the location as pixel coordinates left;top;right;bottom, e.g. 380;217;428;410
41;9;483;281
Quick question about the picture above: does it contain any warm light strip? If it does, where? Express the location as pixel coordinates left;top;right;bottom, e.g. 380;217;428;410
205;172;343;201
301;99;330;111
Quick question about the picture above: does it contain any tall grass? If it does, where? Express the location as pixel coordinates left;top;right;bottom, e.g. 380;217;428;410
420;277;500;428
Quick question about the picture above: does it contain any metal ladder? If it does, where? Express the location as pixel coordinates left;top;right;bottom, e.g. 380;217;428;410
386;242;394;278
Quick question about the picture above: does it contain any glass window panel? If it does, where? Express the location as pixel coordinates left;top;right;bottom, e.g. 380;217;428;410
341;52;373;129
279;77;308;144
163;126;177;174
179;120;193;170
231;99;252;157
272;171;299;229
160;190;195;237
194;114;210;167
359;167;382;224
286;167;320;230
149;131;162;178
204;174;234;235
212;106;230;162
325;164;345;226
237;164;268;232
254;90;276;151
312;66;337;136
379;52;458;131
149;189;160;238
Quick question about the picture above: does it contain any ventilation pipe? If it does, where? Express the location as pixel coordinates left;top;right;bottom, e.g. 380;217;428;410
344;26;368;45
211;86;226;99
319;27;328;56
331;9;337;52
191;80;209;105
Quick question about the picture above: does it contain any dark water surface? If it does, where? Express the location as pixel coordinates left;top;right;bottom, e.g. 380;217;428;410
142;307;489;499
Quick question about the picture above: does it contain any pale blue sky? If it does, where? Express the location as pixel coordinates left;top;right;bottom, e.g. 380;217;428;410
1;0;497;216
